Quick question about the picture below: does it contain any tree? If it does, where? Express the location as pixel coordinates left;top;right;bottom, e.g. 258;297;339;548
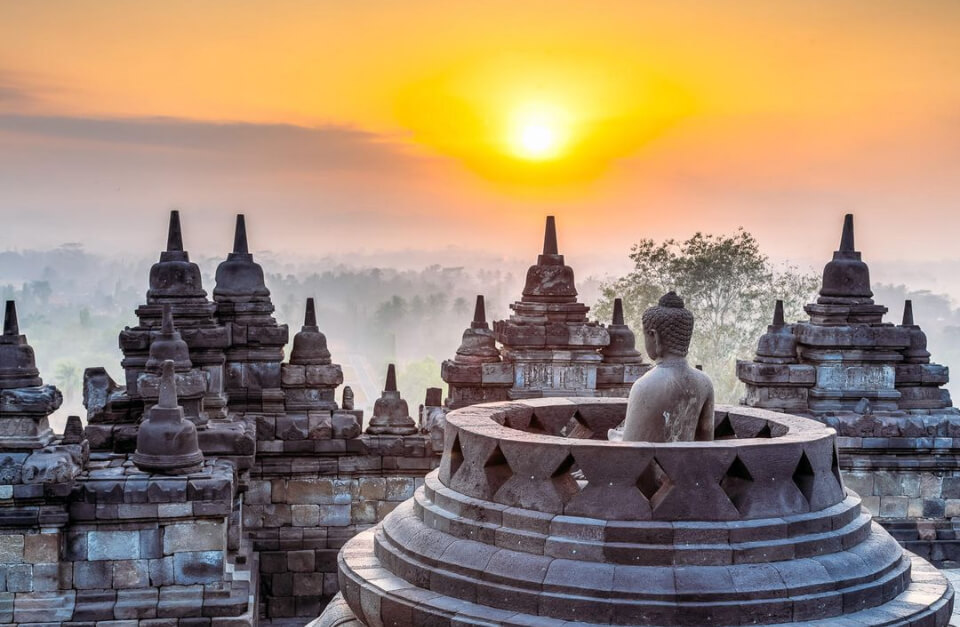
594;229;819;403
53;359;82;405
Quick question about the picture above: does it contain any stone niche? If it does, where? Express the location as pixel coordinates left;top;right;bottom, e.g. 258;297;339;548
310;398;954;626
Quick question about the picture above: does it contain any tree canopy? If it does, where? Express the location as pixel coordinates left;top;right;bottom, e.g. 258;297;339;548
594;229;819;402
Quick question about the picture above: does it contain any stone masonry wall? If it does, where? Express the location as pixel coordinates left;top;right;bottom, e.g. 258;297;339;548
0;455;255;626
246;434;437;621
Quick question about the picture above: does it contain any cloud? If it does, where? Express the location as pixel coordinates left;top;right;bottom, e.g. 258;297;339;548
0;114;421;173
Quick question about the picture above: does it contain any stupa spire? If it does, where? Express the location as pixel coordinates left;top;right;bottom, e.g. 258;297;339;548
542;216;558;255
166;210;183;252
839;214;855;252
3;301;18;336
233;214;249;254
385;363;398;393
773;300;785;326
304;297;317;328
612;298;625;325
902;300;915;326
471;295;487;329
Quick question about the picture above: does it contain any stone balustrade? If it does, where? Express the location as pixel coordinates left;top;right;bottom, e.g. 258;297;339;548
313;397;954;626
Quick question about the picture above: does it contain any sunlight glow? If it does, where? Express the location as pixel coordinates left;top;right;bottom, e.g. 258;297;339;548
508;106;569;161
519;124;557;158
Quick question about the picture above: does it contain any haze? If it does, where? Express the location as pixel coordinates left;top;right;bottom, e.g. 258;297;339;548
0;1;958;272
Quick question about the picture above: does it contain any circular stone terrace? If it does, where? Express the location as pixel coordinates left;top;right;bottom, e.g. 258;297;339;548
312;398;954;626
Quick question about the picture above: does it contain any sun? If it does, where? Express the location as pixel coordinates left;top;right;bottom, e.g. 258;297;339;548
508;106;569;161
518;123;558;159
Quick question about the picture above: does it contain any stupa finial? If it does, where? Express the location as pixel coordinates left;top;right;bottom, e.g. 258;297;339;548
304;297;317;328
473;295;486;325
773;300;785;326
3;301;18;336
902;300;915;326
158;360;178;409
233;214;249;254
166;210;183;252
385;363;398;393
839;213;855;253
612;298;625;325
543;216;558;255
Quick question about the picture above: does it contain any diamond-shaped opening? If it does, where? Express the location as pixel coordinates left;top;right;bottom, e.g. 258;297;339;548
448;434;464;479
483;444;513;494
527;413;551;435
552;453;577;478
714;414;737;440
552;453;583;502
755;423;773;438
831;445;844;492
720;455;754;512
793;451;816;505
637;458;670;502
561;411;595;440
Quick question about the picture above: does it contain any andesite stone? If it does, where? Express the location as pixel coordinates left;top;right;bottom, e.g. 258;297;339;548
366;365;417;436
132;360;204;474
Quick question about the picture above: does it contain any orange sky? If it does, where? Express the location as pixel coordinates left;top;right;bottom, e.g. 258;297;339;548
0;1;958;270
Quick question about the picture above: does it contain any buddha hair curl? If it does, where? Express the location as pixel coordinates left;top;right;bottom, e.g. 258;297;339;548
642;291;695;357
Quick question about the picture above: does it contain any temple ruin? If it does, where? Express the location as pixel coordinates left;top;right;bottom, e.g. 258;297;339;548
738;213;960;565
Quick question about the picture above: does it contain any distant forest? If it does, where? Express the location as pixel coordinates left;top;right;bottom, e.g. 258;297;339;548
3;242;959;430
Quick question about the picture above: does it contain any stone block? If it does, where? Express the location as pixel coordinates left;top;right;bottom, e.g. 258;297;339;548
73;589;116;621
305;365;343;387
861;496;880;516
291;505;319;527
376;501;399;520
112;560;150;588
358;478;386;501
163;522;224;555
13;591;76;623
140;529;161;559
148;557;175;587
879;496;908;518
923;499;946;518
292;573;325;597
74;560;112;589
32;562;59;591
157;585;204;618
941;477;960;499
481;362;514;385
945;499;960;518
317;505;351;527
173;551;223;585
5;564;32;591
114;588;158;619
157;503;193;518
385;477;415;501
88;531;139;561
287;550;315;573
350;501;377;525
919;472;943;497
0;536;24;564
280;364;305;387
332;413;361;439
23;534;58;565
307;412;333;440
286;479;334;505
0;592;11;623
274;414;308;440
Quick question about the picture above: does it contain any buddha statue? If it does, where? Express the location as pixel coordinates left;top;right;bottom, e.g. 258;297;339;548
617;292;714;442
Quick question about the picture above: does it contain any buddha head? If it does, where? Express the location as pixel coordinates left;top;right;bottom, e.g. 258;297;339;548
641;291;694;361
